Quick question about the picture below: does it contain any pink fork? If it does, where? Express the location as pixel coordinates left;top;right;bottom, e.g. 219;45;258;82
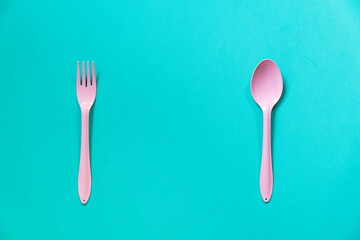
76;61;97;204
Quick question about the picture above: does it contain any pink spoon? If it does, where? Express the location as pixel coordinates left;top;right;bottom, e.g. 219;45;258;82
251;59;283;203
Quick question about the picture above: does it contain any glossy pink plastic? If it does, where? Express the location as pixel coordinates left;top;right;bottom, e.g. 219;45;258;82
76;61;97;204
251;59;283;203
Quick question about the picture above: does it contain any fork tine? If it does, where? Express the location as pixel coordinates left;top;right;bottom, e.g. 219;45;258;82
92;61;96;87
77;61;80;86
87;61;90;86
82;61;85;87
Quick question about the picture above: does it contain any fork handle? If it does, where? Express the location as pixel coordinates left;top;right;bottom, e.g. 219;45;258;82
78;109;91;204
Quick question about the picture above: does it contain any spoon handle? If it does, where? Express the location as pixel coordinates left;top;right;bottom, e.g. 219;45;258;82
260;109;273;203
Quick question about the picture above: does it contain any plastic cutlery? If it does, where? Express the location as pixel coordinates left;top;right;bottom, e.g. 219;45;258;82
251;59;283;203
76;61;97;204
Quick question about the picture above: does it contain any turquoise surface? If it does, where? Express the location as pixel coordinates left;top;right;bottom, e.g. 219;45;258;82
1;0;360;239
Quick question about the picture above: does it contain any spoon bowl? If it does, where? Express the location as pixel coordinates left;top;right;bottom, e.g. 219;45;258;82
251;59;283;110
251;59;283;203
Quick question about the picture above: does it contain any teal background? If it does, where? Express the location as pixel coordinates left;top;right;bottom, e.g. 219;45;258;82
1;0;360;239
